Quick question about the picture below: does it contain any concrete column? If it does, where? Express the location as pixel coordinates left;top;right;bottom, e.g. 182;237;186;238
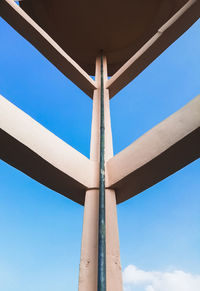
105;189;122;291
103;57;123;291
78;56;122;291
78;57;100;291
78;188;99;290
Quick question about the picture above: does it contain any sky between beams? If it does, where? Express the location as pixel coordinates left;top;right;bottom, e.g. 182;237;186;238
0;13;200;291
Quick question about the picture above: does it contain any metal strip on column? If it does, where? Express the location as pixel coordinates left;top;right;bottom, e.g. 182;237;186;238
98;54;106;291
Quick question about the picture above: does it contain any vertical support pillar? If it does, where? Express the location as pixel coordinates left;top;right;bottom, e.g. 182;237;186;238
102;57;123;291
98;53;106;291
78;57;100;291
78;56;123;291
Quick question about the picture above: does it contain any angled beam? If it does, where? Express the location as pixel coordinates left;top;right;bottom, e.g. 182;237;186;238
106;96;200;203
107;0;200;98
0;95;98;205
0;0;96;98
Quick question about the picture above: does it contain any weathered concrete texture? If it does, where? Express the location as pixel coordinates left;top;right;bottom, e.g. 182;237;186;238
0;95;98;204
0;0;96;98
107;95;200;204
78;59;100;291
103;57;123;291
79;189;99;291
105;189;122;291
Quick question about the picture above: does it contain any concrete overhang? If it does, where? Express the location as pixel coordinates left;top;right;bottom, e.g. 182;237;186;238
1;0;199;98
18;0;196;76
1;0;199;77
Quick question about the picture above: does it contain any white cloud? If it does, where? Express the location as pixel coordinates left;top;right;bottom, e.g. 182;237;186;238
123;265;200;291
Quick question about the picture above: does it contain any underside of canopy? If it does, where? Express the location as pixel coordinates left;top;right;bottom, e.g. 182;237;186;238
20;0;189;75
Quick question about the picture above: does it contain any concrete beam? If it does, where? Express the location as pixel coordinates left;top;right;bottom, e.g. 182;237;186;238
106;96;200;203
0;95;98;205
0;0;97;98
107;0;200;98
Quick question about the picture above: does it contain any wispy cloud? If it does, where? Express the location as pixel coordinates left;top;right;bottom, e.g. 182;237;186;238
123;265;200;291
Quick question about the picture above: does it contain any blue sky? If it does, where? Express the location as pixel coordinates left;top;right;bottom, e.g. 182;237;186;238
0;12;200;291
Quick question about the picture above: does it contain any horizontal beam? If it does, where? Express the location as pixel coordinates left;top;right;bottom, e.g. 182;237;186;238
106;96;200;203
107;0;200;98
0;0;96;98
0;95;98;205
